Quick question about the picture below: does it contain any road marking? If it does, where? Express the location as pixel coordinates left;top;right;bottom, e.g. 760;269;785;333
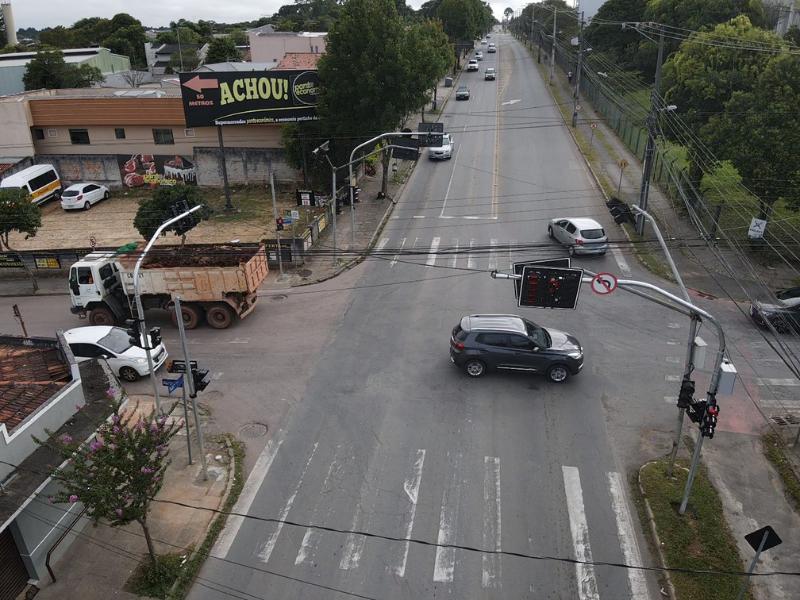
439;144;463;218
562;466;600;600
665;374;681;382
451;239;459;268
610;246;631;276
608;472;650;599
666;340;678;346
228;338;249;344
376;237;390;253
482;456;502;588
390;238;406;267
257;442;319;564
212;429;286;559
413;215;426;219
427;237;441;267
488;239;498;270
757;378;800;386
666;356;682;364
664;396;678;404
393;449;426;577
667;323;681;329
433;453;463;583
468;240;476;270
295;448;341;566
212;371;224;381
501;98;521;105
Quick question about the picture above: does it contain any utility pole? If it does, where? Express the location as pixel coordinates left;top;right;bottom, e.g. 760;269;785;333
269;170;284;277
571;12;584;128
549;8;557;84
635;30;665;236
217;126;233;212
530;8;535;48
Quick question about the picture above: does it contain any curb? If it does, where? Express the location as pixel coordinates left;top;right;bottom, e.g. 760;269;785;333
638;461;678;600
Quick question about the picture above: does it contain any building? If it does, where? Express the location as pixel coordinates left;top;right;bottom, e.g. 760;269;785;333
248;24;327;65
144;42;203;75
774;1;800;35
0;335;115;597
0;48;131;97
276;52;323;70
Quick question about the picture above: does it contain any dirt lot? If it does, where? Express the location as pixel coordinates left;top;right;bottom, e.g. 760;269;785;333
6;185;322;251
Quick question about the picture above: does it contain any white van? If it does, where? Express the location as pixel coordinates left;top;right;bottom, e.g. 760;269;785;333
0;164;62;204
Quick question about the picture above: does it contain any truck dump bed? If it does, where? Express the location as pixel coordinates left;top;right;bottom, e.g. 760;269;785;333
117;244;268;301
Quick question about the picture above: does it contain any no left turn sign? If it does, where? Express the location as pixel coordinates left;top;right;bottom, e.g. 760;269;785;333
591;272;618;295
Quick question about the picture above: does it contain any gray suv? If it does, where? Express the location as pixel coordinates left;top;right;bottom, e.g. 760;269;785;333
449;314;583;383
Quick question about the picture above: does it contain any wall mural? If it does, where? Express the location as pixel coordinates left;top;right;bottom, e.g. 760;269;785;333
117;154;197;188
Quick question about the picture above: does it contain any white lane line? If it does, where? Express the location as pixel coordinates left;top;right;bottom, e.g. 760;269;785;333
757;378;800;386
468;240;476;270
212;429;286;559
390;237;406;267
666;341;678;346
375;237;390;253
667;323;681;329
666;356;682;364
433;453;463;583
665;374;681;382
427;237;441;267
295;448;341;566
482;456;502;588
257;442;319;564
451;239;459;269
610;246;631;276
413;215;426;219
439;144;463;217
608;472;650;599
488;239;498;270
393;449;426;577
562;466;600;600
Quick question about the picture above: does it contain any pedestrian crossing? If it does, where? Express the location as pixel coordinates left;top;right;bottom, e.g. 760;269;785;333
219;440;651;599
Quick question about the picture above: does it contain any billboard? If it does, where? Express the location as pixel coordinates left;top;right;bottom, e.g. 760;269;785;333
179;70;320;127
118;154;197;188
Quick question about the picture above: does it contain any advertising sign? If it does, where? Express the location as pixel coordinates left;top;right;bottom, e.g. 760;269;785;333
179;71;320;127
118;154;197;188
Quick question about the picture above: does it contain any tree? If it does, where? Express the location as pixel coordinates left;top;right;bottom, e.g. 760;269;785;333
0;188;41;250
36;404;180;567
23;48;104;89
63;63;104;87
168;47;200;72
785;25;800;47
121;70;148;88
205;37;241;64
133;186;209;242
228;28;248;46
584;0;647;70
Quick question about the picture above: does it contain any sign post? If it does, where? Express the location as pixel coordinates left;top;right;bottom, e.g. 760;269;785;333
737;526;782;600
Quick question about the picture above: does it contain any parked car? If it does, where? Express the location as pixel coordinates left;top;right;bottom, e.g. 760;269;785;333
450;314;584;383
429;134;454;160
60;182;110;211
476;51;483;61
481;39;488;45
485;67;496;81
750;297;800;333
487;43;496;53
548;217;608;256
64;326;168;382
456;85;471;100
467;59;479;71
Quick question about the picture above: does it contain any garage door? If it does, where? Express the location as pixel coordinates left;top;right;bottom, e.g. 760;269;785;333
0;528;29;600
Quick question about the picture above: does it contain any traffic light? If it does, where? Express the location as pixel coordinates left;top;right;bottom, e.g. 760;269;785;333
701;404;719;438
276;216;284;231
351;186;360;204
149;327;162;349
686;398;707;424
518;266;583;309
606;197;635;225
191;366;211;394
125;318;142;348
677;378;695;409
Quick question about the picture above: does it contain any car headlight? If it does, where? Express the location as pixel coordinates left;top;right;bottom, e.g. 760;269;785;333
135;358;148;364
567;351;583;359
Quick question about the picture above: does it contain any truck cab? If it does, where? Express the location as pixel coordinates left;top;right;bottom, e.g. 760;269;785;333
69;254;126;325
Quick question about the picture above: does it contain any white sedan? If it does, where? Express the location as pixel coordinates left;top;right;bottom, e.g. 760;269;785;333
60;182;110;211
548;217;609;255
428;134;454;160
64;326;168;382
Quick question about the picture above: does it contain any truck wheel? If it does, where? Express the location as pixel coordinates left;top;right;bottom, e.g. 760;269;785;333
171;304;202;329
206;304;234;329
89;307;116;326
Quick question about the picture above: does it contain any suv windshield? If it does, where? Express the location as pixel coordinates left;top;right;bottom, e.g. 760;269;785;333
98;328;132;354
581;228;605;239
524;320;550;347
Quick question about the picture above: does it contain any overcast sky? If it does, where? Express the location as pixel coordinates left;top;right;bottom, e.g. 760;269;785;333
11;1;538;30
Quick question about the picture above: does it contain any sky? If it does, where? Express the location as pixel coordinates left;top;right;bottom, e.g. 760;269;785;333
9;0;542;30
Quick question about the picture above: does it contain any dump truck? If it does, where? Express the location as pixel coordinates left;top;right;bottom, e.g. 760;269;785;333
68;244;268;329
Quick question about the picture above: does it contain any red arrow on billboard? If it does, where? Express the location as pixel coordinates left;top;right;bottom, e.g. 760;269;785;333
182;75;219;93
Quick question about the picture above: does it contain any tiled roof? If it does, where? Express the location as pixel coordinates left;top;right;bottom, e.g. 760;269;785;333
0;345;70;432
276;52;323;70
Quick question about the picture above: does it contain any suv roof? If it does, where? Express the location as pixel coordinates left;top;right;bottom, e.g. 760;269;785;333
460;314;527;335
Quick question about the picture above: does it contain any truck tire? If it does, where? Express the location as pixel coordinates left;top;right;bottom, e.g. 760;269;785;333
171;303;202;329
206;304;234;329
89;307;116;326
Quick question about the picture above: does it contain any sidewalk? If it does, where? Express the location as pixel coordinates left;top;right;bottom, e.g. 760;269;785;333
534;40;800;600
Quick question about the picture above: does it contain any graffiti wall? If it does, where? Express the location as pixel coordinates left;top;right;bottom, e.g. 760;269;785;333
117;154;197;188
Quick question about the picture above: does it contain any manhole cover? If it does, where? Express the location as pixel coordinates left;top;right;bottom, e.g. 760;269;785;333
770;415;800;426
298;269;312;278
239;422;268;439
270;294;288;302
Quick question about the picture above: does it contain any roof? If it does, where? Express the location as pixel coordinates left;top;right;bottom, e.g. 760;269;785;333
248;24;276;35
0;338;71;432
461;315;527;335
197;62;275;72
0;48;110;69
276;53;322;70
559;217;605;229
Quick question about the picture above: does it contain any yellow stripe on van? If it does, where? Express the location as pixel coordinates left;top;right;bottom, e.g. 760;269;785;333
30;179;62;202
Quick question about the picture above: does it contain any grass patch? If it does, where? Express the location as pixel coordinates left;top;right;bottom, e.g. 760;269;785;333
168;435;246;599
127;553;188;599
761;432;800;512
639;459;750;600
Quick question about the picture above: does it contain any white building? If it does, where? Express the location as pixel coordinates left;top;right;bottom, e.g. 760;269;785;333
247;24;327;65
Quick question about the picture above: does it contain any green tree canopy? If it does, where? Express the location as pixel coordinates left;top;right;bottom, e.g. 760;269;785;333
0;188;41;250
22;48;103;90
133;186;209;241
205;37;241;64
584;0;647;70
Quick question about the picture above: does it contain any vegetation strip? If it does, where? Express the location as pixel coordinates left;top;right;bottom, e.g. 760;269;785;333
761;432;800;512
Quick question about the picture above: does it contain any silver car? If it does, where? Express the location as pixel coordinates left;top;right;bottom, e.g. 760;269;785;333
548;217;608;255
429;134;453;160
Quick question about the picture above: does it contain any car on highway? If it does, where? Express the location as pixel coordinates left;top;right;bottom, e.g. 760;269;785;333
64;325;168;382
487;43;496;53
485;67;496;80
450;314;584;383
476;51;483;61
481;38;488;45
548;217;608;256
60;182;110;211
750;297;800;333
456;85;470;100
428;134;454;160
467;59;479;71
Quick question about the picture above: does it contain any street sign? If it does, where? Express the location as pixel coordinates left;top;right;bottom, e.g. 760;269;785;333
748;217;767;240
513;258;571;298
618;159;629;169
161;376;184;394
591;272;618;295
392;136;420;160
416;122;444;147
590;122;598;129
745;526;782;553
518;266;583;309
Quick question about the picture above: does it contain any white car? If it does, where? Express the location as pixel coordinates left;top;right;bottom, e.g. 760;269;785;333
476;51;483;61
60;182;110;211
548;217;609;255
467;59;479;71
64;326;168;382
429;134;454;160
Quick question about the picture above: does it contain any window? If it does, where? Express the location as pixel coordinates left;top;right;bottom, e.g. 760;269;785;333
69;343;106;359
32;128;45;140
152;128;174;145
98;329;132;354
508;335;533;350
47;129;58;138
84;184;98;192
115;128;126;139
581;228;605;239
77;267;94;285
29;170;57;191
565;222;577;234
69;129;90;145
184;128;195;137
476;333;508;347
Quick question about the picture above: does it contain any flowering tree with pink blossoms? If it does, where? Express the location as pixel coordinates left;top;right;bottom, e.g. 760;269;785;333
36;401;180;566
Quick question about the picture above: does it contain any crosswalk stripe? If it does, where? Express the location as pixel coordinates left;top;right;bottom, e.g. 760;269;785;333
393;449;426;577
451;239;459;268
427;237;441;266
257;442;319;564
611;246;631;276
482;456;502;588
376;237;389;253
433;453;463;583
390;237;406;267
468;240;476;270
295;449;341;566
608;472;650;599
562;466;600;600
488;239;498;270
757;377;800;386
